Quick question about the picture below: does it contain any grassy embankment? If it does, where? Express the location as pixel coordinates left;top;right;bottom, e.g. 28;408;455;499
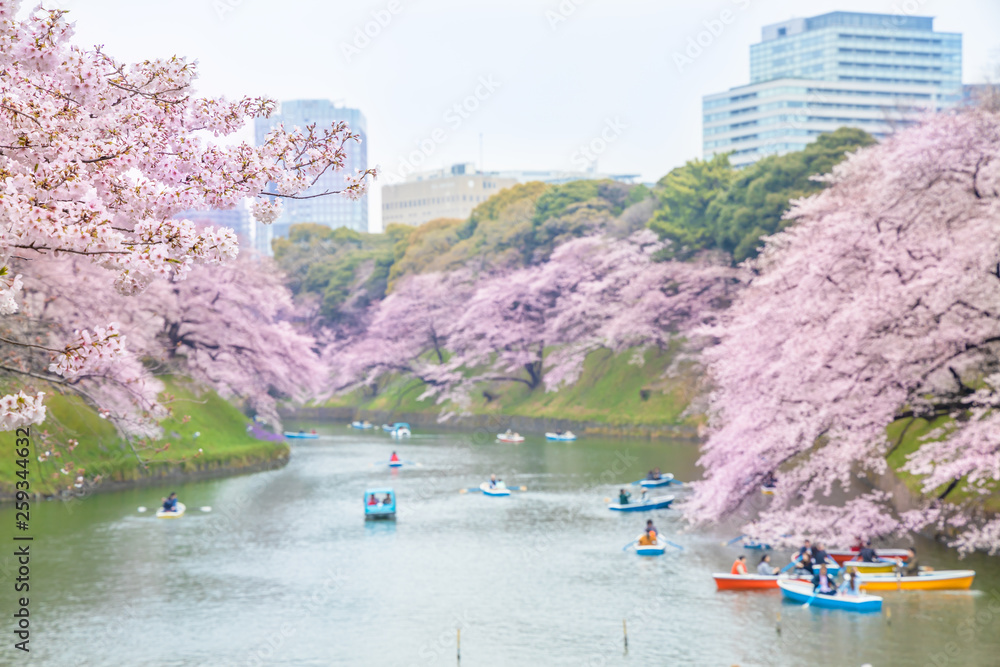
886;416;1000;514
0;377;287;497
324;345;705;432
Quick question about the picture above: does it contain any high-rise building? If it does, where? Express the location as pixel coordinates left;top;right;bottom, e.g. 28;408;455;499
382;164;640;228
255;100;368;236
703;11;963;167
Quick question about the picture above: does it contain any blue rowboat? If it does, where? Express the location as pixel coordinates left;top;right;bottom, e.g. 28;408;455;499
364;488;396;521
388;460;403;468
545;431;577;441
608;495;674;512
633;538;667;557
637;474;674;488
742;540;772;550
284;431;319;439
351;421;374;430
480;482;511;497
778;580;882;612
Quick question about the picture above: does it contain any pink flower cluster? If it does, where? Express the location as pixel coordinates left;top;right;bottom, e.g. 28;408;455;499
0;391;46;431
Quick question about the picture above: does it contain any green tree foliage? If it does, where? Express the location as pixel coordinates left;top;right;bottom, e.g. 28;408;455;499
649;128;875;262
274;179;654;325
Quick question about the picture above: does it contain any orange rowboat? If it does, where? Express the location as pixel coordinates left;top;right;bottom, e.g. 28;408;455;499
713;573;810;590
859;570;975;591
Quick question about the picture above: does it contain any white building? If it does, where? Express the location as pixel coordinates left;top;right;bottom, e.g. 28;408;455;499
704;11;963;167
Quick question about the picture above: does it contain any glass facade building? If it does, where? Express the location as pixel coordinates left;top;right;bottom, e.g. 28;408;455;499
704;11;963;167
255;100;369;238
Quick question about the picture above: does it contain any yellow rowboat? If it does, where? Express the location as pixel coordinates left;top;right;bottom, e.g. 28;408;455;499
859;570;975;591
842;560;897;574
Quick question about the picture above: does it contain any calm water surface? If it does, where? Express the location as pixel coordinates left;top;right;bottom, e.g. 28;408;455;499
3;425;1000;666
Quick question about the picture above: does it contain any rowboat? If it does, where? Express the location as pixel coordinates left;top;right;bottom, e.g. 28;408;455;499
637;474;674;488
391;427;411;438
631;537;667;557
545;431;577;441
365;488;396;520
858;570;976;591
497;432;525;443
742;540;772;550
777;580;882;612
841;560;897;574
388;460;403;468
761;485;776;495
480;482;511;497
350;421;374;430
284;431;319;439
156;502;186;519
608;495;674;512
713;573;809;590
828;548;910;564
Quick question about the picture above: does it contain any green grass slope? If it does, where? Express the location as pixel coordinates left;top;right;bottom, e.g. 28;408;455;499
325;346;703;430
1;377;288;497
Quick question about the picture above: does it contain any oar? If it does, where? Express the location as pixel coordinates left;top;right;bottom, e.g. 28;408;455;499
199;506;212;512
459;487;484;494
802;589;820;608
661;539;684;551
722;534;747;546
779;560;796;574
621;540;639;552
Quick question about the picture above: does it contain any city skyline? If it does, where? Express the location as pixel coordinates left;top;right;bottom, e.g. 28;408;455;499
61;0;1000;231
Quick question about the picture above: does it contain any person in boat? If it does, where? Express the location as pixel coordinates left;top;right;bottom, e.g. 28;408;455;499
812;564;837;595
390;451;400;463
310;429;317;434
731;555;748;575
645;520;658;540
645;469;656;480
793;551;814;577
793;539;812;562
367;494;378;506
897;547;930;576
810;542;835;567
489;474;500;489
859;540;878;563
618;489;630;505
839;567;861;595
382;494;392;505
298;429;305;434
637;529;657;546
757;554;779;576
762;471;777;488
161;492;178;513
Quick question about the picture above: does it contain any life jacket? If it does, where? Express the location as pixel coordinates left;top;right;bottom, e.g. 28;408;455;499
390;454;399;462
731;560;747;575
638;533;653;546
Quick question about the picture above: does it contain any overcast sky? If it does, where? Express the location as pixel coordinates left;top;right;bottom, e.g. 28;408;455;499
58;0;1000;231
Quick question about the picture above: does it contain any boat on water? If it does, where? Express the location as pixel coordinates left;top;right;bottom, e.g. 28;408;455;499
284;430;319;439
858;570;975;591
351;421;374;430
741;540;772;550
391;427;411;438
630;536;667;557
496;431;525;443
828;548;910;564
841;560;897;574
637;474;674;488
364;488;396;521
545;431;577;441
608;495;675;512
480;482;511;497
156;502;186;519
777;580;882;612
713;573;810;590
761;485;776;496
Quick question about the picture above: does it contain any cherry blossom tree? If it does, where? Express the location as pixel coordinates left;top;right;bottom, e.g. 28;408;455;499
13;253;322;442
686;110;1000;554
330;270;473;395
0;2;373;430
